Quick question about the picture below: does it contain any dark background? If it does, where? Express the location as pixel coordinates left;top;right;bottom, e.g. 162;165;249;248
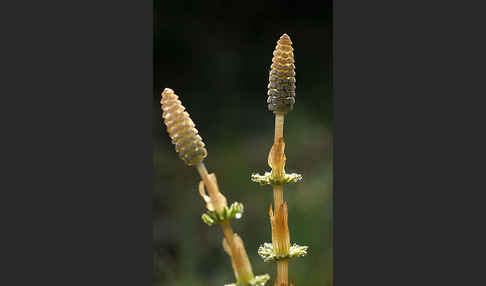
153;1;332;285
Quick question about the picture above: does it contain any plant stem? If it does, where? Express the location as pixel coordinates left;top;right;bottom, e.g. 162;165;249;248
196;162;254;283
272;185;288;285
195;162;228;214
196;163;236;250
274;113;285;143
273;113;289;285
196;162;237;253
195;163;217;197
221;221;237;256
276;259;289;286
273;185;284;207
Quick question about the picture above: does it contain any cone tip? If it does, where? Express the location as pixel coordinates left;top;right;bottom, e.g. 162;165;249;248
162;88;173;94
278;33;293;45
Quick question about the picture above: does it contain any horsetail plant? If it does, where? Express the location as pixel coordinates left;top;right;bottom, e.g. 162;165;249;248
252;34;308;286
161;88;270;286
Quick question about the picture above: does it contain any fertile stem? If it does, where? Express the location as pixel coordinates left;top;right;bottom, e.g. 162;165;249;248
162;88;269;285
221;221;254;282
273;184;284;207
276;259;289;286
257;33;306;285
273;114;289;285
197;163;237;253
196;163;219;203
274;113;285;144
220;221;237;259
196;162;255;284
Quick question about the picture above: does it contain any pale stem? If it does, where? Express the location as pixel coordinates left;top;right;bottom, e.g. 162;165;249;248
195;162;219;199
274;112;289;285
196;162;253;283
274;113;285;143
196;163;235;251
273;184;284;208
220;221;237;256
221;221;254;283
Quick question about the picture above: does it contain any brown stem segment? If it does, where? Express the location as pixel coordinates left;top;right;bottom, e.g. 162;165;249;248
273;185;284;207
273;110;289;285
270;187;289;285
276;259;289;286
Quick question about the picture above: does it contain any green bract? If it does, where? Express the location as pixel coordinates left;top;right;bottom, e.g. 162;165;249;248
224;274;271;286
251;171;302;186
201;202;244;226
257;243;308;262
